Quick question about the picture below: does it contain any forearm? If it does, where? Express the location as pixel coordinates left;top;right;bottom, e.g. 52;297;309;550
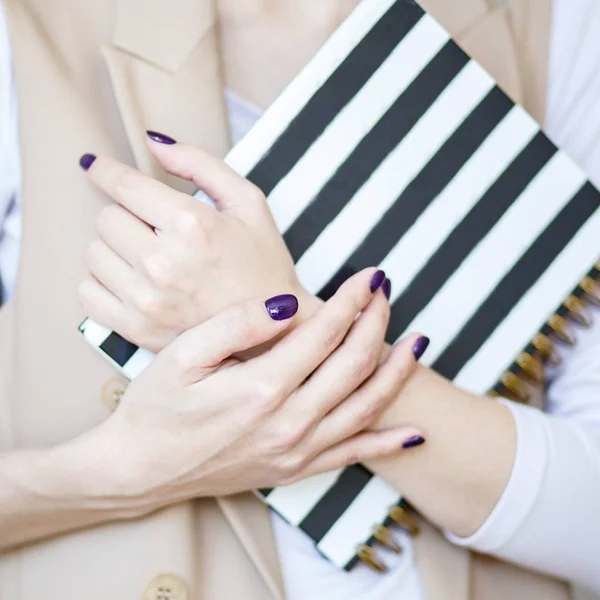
367;365;516;538
0;426;141;551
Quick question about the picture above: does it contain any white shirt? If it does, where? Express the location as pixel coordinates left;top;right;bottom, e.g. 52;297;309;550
2;1;600;597
0;0;20;302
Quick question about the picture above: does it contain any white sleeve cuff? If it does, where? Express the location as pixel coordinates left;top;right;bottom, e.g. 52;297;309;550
445;398;548;552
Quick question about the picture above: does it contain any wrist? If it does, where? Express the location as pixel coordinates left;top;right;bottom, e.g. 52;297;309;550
43;422;155;520
0;425;149;550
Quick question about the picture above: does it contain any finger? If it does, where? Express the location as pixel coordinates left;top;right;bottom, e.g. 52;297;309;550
292;427;424;481
162;294;300;384
85;239;153;304
147;135;267;222
308;332;423;451
78;276;129;335
82;154;215;230
285;291;390;425
252;268;385;394
97;204;156;268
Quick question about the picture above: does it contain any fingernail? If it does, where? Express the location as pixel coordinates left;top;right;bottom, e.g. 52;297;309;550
403;435;425;449
370;270;386;293
79;154;96;171
146;130;177;145
265;294;299;321
381;278;391;300
413;336;430;361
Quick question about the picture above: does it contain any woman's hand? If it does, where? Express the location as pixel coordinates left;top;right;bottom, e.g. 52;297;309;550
85;269;422;507
79;134;321;353
0;269;423;551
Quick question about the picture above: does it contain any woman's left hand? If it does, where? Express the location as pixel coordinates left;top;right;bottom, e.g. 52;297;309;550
79;133;322;352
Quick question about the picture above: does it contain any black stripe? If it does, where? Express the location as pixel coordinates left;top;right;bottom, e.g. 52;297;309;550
432;182;600;380
284;41;470;263
258;488;273;498
386;131;557;342
246;1;425;195
299;465;373;542
100;333;139;368
318;86;513;301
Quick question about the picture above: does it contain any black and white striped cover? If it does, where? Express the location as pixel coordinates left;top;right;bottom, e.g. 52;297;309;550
80;0;600;570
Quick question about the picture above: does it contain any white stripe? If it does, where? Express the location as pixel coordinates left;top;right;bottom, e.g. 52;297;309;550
411;153;587;364
122;348;155;380
267;16;450;233
455;204;600;394
265;469;343;526
81;319;111;346
381;107;539;302
226;0;400;175
295;60;493;293
316;477;400;568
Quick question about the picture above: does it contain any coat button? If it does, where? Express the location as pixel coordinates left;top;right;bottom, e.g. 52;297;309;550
100;378;128;413
143;574;189;600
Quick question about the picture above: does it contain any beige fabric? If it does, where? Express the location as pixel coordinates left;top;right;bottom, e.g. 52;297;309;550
0;0;570;598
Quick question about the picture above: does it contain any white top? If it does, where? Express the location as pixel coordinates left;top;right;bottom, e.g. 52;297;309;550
0;0;20;302
2;1;600;597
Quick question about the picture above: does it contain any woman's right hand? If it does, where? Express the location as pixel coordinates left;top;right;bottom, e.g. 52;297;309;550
95;268;423;510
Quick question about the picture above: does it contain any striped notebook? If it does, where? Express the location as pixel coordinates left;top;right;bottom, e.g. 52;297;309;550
80;0;600;572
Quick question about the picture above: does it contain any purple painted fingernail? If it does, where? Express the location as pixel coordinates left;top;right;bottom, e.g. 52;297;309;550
79;154;96;171
403;435;425;449
413;336;430;361
370;270;386;293
381;278;391;300
265;294;299;321
146;130;177;145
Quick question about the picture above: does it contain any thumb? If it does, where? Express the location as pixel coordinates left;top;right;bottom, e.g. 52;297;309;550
159;294;300;384
146;131;265;223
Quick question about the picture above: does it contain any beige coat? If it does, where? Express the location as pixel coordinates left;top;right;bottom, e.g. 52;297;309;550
0;0;571;598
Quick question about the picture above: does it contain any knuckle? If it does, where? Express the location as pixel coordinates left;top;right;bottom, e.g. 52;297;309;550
348;345;379;382
245;183;267;205
142;253;175;287
113;169;139;200
354;398;382;427
171;343;199;374
175;208;207;240
132;288;163;317
277;453;307;480
266;420;307;453
343;451;361;467
252;378;285;414
320;319;347;354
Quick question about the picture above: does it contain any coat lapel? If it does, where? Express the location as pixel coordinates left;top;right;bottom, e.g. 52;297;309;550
503;0;553;125
102;0;230;187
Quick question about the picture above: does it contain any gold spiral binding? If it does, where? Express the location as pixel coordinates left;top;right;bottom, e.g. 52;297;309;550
373;525;403;554
531;332;561;366
563;295;593;327
547;314;576;345
579;276;600;305
389;505;420;536
515;351;544;383
499;372;529;402
357;544;387;572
